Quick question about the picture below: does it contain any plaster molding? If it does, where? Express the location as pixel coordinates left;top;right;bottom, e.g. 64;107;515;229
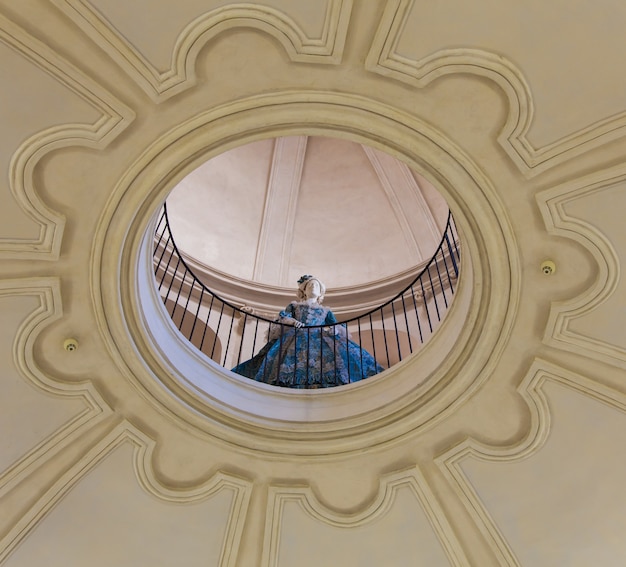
400;157;442;244
0;420;252;567
0;14;134;261
365;0;626;178
253;136;308;285
0;278;112;499
52;0;353;102
537;166;624;369
262;467;467;566
362;144;423;261
93;90;520;455
435;358;626;566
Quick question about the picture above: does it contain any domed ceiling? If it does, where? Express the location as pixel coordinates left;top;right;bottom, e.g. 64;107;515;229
166;136;449;289
2;2;626;566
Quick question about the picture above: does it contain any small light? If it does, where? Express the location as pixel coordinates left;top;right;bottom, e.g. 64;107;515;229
540;260;556;275
63;338;78;352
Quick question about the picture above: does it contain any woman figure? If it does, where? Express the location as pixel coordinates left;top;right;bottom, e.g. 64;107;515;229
232;275;383;388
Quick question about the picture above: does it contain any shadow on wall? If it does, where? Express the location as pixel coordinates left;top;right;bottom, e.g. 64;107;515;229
163;298;222;364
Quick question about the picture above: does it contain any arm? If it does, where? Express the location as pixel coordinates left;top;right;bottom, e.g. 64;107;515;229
324;309;350;339
278;303;304;328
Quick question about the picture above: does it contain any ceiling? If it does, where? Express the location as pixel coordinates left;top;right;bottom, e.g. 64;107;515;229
166;135;448;288
1;1;626;566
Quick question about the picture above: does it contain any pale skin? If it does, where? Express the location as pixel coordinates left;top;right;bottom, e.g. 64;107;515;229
281;278;323;328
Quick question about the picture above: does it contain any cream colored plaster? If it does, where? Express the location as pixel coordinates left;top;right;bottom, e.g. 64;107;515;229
95;91;518;456
0;279;110;499
0;294;83;479
87;0;329;69
264;469;465;566
538;165;624;369
448;362;626;566
52;0;353;100
253;135;307;286
0;423;251;566
563;181;626;357
167;138;274;281
366;0;626;177
0;13;133;259
0;3;624;565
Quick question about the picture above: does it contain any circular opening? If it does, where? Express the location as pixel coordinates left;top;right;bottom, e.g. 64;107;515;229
154;136;460;388
94;91;517;453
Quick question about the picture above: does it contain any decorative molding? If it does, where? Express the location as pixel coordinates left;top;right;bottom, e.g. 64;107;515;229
52;0;353;102
0;13;134;261
362;144;422;261
0;420;253;567
365;0;626;178
0;278;112;498
253;136;308;285
436;358;626;566
95;90;517;455
362;144;441;260
262;466;468;566
537;165;624;369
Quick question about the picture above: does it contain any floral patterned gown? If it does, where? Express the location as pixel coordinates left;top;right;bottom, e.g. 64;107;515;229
231;301;383;388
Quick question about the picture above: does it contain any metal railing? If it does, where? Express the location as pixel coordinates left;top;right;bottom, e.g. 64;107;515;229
153;204;460;388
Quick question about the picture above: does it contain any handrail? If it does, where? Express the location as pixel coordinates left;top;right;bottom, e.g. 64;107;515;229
153;204;460;387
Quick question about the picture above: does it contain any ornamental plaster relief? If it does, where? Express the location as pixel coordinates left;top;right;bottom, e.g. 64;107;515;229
92;91;518;455
366;0;626;177
0;13;133;260
51;0;353;101
537;165;625;369
0;279;111;500
0;422;252;567
263;468;466;566
437;359;626;566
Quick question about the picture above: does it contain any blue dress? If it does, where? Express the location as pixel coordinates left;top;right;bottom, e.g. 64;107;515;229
231;301;383;388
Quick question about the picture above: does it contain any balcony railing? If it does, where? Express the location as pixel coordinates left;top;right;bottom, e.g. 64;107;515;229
153;204;460;388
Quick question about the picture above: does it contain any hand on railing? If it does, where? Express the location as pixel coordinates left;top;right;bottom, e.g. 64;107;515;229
281;316;304;328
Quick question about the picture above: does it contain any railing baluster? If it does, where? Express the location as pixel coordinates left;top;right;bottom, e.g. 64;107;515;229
434;256;448;308
357;318;364;381
420;277;433;333
380;306;390;369
390;300;401;363
222;306;236;366
441;242;455;295
171;268;187;321
153;204;460;387
401;294;413;354
190;286;204;344
369;313;378;366
306;326;310;386
199;294;214;352
410;285;424;343
426;266;441;322
211;302;224;360
164;257;181;305
236;312;247;366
